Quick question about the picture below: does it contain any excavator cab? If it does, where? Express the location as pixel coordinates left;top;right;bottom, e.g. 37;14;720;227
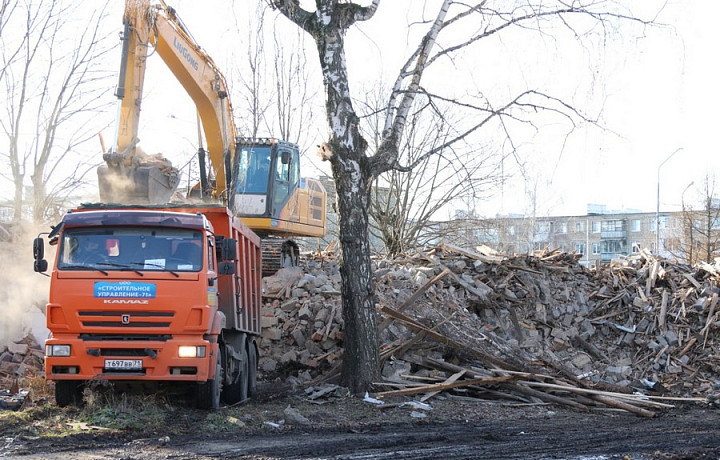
231;138;298;222
230;138;325;275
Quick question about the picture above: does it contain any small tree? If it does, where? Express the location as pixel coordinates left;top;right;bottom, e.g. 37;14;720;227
694;175;720;264
232;3;319;150
364;93;502;256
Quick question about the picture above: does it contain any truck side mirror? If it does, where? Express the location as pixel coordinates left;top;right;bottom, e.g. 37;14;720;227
33;237;44;260
218;237;237;261
33;237;48;273
218;261;235;275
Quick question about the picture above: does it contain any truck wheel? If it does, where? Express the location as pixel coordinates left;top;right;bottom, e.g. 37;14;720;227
221;346;248;405
247;341;258;397
196;352;222;410
55;380;84;407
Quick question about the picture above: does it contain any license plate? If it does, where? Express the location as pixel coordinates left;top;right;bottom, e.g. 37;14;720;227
104;359;142;370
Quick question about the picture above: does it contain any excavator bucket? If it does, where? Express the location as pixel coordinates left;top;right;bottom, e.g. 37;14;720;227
97;163;179;204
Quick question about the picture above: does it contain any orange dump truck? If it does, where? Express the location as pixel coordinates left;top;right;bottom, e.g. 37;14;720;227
32;204;262;409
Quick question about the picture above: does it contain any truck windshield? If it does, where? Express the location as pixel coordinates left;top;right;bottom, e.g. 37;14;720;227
234;146;272;194
58;226;204;272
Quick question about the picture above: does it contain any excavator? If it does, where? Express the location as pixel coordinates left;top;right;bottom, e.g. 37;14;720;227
98;0;326;274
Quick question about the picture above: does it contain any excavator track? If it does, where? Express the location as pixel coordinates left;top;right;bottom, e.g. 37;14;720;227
261;239;299;277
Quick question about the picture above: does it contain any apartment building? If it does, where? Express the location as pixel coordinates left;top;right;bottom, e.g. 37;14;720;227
439;205;702;266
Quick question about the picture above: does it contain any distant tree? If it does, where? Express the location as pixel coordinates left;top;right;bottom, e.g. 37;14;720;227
672;176;720;265
363;93;502;256
0;1;114;223
675;183;697;265
233;2;271;140
693;176;720;264
232;3;318;150
265;0;658;394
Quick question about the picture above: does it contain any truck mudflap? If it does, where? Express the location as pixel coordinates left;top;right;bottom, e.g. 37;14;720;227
45;337;220;382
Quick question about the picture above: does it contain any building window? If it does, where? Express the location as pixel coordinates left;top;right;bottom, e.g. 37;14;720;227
575;243;585;254
631;219;641;232
507;225;515;236
592;221;600;233
537;222;550;233
603;240;625;254
601;220;624;232
592;243;601;255
575;222;584;233
558;222;567;234
659;216;669;230
632;242;641;253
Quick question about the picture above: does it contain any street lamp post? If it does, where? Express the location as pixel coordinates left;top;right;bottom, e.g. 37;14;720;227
682;181;694;264
656;147;684;255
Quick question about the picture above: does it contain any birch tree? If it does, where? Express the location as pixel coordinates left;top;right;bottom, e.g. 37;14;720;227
265;0;656;393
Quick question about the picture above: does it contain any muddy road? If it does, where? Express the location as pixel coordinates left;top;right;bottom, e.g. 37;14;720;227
4;403;719;460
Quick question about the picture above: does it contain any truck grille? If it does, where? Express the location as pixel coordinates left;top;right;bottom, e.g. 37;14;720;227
80;334;172;341
78;310;174;328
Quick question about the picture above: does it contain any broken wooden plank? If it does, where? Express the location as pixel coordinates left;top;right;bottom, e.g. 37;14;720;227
683;273;703;290
377;375;515;398
659;289;669;333
439;242;504;264
420;370;466;402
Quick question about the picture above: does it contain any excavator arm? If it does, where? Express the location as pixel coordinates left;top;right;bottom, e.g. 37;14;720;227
99;0;236;204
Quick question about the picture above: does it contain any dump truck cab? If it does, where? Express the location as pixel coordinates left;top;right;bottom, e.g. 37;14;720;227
35;205;261;409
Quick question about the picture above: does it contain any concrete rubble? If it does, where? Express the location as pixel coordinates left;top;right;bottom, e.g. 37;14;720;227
257;243;720;416
0;336;42;410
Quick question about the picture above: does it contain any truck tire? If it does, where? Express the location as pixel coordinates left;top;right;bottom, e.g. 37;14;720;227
55;380;84;408
221;346;248;405
247;341;258;397
196;352;222;410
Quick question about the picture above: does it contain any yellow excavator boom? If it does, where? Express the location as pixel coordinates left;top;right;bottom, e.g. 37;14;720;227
99;0;235;203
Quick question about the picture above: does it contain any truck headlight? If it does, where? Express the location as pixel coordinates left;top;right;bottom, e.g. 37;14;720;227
178;345;206;358
45;345;71;357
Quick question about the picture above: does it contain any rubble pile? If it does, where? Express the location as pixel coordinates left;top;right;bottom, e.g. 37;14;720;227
258;258;344;382
259;243;720;416
0;336;42;410
0;337;43;380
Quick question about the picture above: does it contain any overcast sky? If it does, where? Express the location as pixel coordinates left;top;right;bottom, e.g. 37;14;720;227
96;0;716;218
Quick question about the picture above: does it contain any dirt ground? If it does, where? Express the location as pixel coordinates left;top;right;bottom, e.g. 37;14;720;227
1;381;719;460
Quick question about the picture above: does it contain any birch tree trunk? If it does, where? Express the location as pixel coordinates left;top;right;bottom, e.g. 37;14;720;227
310;6;380;392
268;1;381;392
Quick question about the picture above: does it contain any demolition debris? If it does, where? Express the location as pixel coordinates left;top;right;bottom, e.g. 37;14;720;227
258;244;719;417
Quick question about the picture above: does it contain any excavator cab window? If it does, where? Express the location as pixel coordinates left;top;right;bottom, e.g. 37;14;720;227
272;149;299;209
235;147;272;194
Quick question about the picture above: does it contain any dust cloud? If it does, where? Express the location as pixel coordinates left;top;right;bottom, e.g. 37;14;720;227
0;221;52;348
